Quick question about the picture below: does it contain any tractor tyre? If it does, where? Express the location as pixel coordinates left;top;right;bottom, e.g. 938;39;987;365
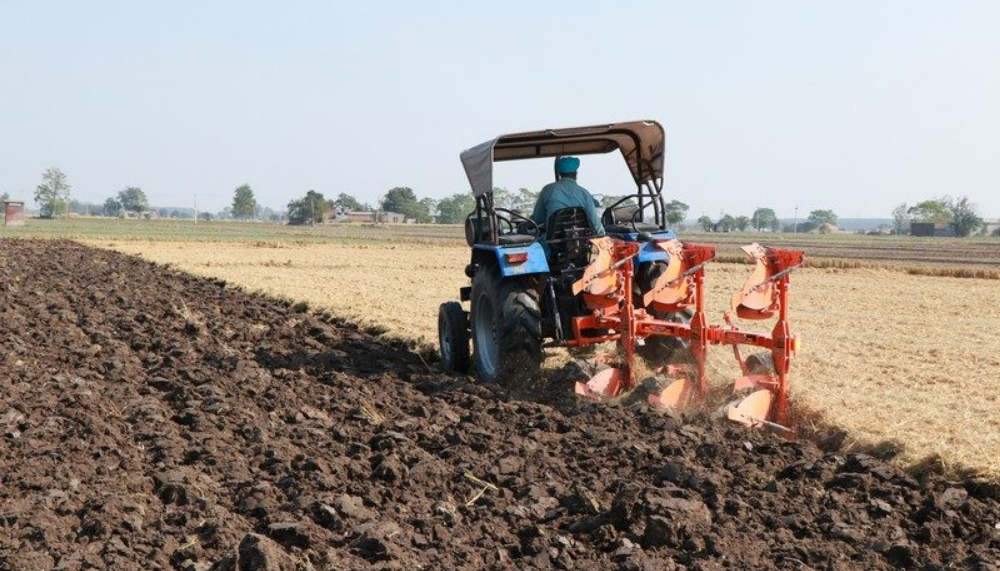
470;266;543;387
637;307;695;363
438;301;471;374
635;261;694;363
744;352;776;375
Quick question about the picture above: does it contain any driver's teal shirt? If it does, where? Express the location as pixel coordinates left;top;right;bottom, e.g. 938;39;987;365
530;177;605;239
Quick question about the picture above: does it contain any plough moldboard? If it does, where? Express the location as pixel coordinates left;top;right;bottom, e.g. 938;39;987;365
571;238;805;432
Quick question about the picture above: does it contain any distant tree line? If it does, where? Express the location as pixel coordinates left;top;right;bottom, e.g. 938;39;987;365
283;188;691;227
23;169;282;221
891;196;986;237
285;187;469;225
286;190;377;224
691;207;836;234
12;167;996;237
284;186;538;225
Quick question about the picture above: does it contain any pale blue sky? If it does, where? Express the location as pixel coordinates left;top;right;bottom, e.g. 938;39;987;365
1;1;998;218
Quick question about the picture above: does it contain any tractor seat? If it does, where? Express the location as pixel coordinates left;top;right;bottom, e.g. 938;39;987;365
498;233;536;246
605;222;661;234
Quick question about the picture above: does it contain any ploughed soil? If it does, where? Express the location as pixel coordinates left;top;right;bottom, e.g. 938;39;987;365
1;240;998;571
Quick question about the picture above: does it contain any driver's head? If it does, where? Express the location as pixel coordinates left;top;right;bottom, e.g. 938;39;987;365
555;156;580;179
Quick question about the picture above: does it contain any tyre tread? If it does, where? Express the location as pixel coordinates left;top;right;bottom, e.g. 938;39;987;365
471;266;543;384
439;301;471;374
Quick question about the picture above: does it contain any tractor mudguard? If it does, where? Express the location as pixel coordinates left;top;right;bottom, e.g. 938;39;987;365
472;243;549;277
615;231;677;263
583;230;677;264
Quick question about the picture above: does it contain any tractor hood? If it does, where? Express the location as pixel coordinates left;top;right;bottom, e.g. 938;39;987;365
460;120;665;197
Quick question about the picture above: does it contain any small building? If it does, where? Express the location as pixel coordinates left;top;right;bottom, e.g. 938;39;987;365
339;211;376;223
910;222;955;237
381;211;406;224
335;211;407;224
4;201;25;226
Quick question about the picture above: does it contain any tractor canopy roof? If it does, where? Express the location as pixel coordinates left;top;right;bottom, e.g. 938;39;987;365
460;120;665;197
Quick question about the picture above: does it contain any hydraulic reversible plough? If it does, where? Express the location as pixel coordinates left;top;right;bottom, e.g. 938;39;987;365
571;238;805;430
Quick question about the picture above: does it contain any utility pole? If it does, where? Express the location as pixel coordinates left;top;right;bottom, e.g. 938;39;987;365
793;205;799;234
194;193;198;224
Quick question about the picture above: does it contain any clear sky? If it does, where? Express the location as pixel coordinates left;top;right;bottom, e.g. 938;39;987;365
1;1;998;218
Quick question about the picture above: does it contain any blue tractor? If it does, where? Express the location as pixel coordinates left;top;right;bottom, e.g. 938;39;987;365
437;120;691;387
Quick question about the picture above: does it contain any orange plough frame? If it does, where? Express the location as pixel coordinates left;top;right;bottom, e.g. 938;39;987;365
571;238;804;430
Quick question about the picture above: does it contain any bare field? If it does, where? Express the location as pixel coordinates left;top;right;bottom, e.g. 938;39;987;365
88;238;1000;479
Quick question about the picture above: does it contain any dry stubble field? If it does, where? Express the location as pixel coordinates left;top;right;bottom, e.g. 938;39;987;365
86;232;1000;480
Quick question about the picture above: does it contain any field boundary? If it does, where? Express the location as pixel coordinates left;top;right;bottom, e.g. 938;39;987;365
713;254;1000;280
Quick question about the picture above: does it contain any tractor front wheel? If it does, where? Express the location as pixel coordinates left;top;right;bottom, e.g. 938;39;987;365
470;266;542;386
438;301;471;374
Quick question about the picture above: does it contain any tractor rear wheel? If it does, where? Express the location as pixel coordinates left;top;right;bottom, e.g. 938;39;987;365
470;266;542;386
637;308;694;363
635;261;694;363
438;301;471;374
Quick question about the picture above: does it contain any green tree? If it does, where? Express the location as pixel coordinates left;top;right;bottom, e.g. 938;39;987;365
381;187;435;222
117;187;149;215
68;199;87;215
381;187;419;215
665;200;689;227
287;190;329;224
751;207;777;232
697;215;714;232
735;215;751;232
907;199;951;223
103;197;122;217
515;188;539;211
333;193;365;212
891;203;910;235
231;184;257;219
418;197;437;223
34;167;72;218
491;187;516;210
807;209;838;228
719;214;737;232
948;196;984;237
1;192;8;202
255;205;278;221
436;193;475;224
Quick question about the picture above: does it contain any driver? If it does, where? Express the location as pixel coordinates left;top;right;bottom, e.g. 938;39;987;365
530;156;604;239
